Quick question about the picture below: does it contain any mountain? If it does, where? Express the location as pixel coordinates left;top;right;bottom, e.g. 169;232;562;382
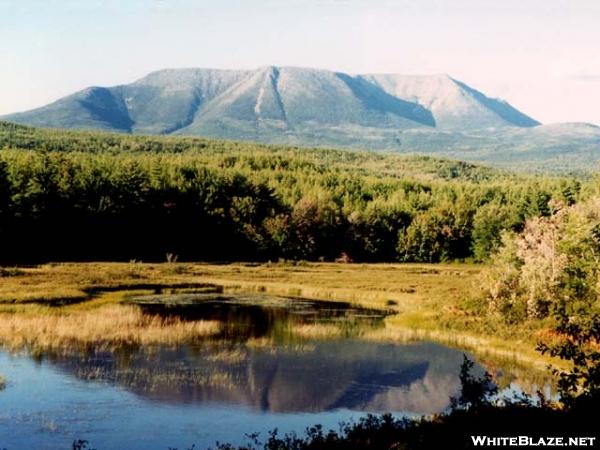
3;66;537;135
3;66;599;172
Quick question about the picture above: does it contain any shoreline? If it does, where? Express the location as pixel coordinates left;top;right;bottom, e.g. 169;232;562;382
0;261;559;374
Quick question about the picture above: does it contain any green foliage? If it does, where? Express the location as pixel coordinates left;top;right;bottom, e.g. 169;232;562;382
538;302;600;410
397;200;473;262
484;198;600;322
0;124;581;263
471;201;520;261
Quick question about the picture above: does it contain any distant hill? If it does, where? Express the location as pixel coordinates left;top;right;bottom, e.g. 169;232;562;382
2;66;599;172
0;119;596;174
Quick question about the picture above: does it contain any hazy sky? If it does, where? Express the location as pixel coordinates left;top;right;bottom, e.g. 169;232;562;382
1;0;599;124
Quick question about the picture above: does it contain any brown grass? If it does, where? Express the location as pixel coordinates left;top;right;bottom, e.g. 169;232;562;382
206;348;249;363
0;261;560;369
0;262;480;311
0;304;221;351
290;323;346;339
361;323;555;372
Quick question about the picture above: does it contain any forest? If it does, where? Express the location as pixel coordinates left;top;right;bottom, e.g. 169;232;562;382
0;121;585;263
2;121;600;449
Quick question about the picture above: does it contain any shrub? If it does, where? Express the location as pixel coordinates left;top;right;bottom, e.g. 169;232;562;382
483;198;600;321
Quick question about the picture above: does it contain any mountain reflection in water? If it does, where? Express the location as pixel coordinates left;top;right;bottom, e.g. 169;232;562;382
0;294;502;450
32;294;468;415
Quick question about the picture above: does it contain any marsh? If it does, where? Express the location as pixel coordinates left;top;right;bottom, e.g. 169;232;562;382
0;293;550;450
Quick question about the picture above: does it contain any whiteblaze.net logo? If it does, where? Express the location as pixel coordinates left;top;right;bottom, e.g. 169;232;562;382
471;436;597;447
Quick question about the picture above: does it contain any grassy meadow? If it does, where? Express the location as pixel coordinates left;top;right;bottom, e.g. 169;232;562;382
3;124;600;449
0;123;588;387
0;261;556;371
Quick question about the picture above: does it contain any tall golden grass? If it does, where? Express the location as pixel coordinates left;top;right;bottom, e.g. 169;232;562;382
0;261;559;371
0;262;481;312
290;323;346;339
0;304;221;351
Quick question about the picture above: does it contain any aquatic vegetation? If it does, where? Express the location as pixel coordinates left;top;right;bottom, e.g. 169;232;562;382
205;348;249;363
75;365;236;392
0;374;5;390
0;289;566;448
0;304;221;351
290;323;347;339
0;261;556;366
0;262;217;305
0;261;478;318
0;267;24;277
361;320;556;372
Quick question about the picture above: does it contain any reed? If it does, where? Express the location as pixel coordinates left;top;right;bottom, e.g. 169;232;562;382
0;262;479;311
362;323;557;372
290;323;346;339
0;261;558;368
75;365;236;391
206;348;249;363
0;304;221;351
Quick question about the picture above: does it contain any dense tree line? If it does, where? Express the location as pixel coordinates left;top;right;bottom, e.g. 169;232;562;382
0;123;584;263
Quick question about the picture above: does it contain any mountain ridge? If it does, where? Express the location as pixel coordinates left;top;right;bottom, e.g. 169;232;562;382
3;66;599;172
2;66;539;135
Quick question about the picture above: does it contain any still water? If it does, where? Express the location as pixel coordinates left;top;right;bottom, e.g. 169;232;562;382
0;295;520;449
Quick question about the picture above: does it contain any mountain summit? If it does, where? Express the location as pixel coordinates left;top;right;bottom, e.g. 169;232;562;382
3;66;538;137
5;66;600;171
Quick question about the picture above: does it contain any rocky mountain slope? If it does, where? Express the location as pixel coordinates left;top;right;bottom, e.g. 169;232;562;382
2;66;538;134
3;66;599;172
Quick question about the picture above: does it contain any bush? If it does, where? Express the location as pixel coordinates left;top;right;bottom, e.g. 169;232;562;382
483;198;600;321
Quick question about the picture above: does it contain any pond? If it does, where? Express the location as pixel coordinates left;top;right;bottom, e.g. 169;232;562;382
0;294;539;450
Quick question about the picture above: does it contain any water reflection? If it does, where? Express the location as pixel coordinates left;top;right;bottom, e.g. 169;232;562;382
27;294;469;415
0;294;540;450
41;340;465;414
130;293;388;340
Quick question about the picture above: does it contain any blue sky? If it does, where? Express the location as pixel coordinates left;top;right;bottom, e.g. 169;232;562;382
1;0;599;124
